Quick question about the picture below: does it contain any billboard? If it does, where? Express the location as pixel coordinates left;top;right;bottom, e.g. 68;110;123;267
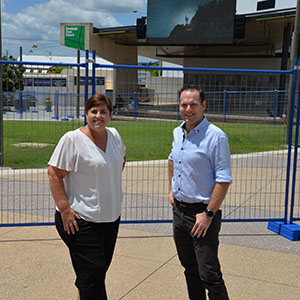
64;25;85;50
147;0;236;45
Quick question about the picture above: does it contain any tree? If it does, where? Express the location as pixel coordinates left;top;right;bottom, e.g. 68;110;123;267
49;65;71;74
140;61;161;76
1;55;26;92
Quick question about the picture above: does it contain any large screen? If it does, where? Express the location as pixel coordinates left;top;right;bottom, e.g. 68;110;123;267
147;0;236;44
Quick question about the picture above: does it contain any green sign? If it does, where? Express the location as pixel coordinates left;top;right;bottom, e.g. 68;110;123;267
64;26;85;50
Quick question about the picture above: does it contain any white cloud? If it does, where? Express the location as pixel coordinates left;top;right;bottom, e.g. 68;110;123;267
71;0;146;13
2;0;147;57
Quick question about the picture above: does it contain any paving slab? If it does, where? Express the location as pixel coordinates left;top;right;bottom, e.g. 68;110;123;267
1;224;300;300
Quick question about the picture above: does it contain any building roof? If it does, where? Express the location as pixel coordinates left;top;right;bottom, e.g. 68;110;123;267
17;55;112;65
93;26;136;35
17;55;113;73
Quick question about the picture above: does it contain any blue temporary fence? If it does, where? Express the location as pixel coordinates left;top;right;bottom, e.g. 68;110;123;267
0;51;300;240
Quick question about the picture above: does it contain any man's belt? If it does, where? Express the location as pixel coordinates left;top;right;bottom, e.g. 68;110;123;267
174;198;207;210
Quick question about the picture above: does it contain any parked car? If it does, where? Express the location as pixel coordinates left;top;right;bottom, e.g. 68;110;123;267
2;93;37;111
2;93;18;110
22;94;37;107
14;94;38;111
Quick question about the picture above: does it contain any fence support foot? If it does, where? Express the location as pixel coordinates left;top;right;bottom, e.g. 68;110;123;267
268;221;300;241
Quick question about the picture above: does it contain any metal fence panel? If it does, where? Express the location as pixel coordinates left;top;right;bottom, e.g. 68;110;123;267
290;77;300;223
97;64;294;223
0;60;85;225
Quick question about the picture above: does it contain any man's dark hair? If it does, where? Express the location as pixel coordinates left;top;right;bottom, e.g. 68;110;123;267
179;86;205;103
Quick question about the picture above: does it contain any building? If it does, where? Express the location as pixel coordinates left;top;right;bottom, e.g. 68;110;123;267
58;1;297;111
17;55;114;106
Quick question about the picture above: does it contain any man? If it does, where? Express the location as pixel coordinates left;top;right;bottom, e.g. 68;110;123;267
168;86;232;300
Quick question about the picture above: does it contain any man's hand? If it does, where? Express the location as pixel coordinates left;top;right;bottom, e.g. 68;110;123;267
168;191;174;206
61;207;81;235
191;212;212;238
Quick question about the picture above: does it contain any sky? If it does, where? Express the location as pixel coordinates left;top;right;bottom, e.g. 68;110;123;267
1;0;297;60
1;0;147;58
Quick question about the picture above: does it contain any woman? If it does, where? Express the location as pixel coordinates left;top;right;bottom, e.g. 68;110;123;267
48;94;126;300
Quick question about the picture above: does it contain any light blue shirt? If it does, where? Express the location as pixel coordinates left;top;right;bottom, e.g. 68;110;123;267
168;117;232;204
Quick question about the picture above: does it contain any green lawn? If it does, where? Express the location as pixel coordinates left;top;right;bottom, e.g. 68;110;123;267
217;122;288;154
2;119;288;169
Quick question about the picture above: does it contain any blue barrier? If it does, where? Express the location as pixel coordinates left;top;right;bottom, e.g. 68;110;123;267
0;56;299;242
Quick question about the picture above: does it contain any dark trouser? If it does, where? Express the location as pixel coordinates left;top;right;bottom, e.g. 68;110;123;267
55;211;120;300
173;201;229;300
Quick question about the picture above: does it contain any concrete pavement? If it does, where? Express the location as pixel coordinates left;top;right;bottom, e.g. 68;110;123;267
1;220;300;300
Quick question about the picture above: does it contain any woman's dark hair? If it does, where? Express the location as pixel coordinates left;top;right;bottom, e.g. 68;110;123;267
85;94;113;114
180;86;205;103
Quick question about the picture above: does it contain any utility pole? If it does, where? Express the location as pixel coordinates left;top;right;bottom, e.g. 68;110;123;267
286;0;300;144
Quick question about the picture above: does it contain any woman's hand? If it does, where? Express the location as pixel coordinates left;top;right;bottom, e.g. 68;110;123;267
48;166;81;234
61;207;81;235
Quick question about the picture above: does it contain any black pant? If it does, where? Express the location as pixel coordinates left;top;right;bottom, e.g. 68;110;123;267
173;202;229;300
55;211;120;300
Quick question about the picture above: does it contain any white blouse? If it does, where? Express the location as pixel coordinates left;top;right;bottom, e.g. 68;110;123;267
48;127;126;223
